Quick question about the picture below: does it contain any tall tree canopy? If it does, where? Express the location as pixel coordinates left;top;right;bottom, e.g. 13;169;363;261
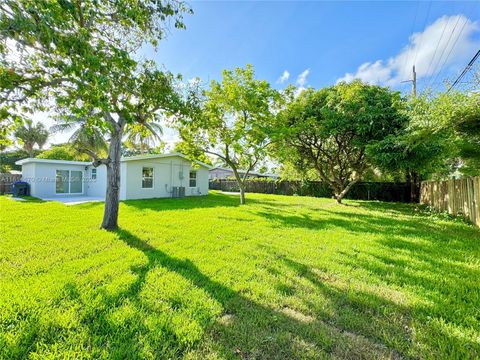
177;65;279;204
450;92;480;176
367;93;456;200
1;0;192;229
370;91;480;187
37;143;91;161
275;81;406;203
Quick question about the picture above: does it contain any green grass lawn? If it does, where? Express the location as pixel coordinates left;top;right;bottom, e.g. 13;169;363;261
1;192;479;359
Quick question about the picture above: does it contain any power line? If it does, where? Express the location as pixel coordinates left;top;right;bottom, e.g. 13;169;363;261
426;16;462;89
447;49;480;93
429;14;469;90
402;1;420;78
413;0;432;67
425;15;451;81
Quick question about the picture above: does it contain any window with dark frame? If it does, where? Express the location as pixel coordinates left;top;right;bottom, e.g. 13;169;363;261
189;170;197;187
91;168;97;180
142;167;154;188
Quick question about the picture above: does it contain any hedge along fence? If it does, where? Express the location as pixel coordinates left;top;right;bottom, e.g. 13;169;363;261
209;179;414;203
420;177;480;227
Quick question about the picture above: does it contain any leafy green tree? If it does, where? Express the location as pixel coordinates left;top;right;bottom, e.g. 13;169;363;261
275;81;406;203
37;143;90;161
173;140;212;165
1;0;192;229
278;161;321;181
368;89;480;199
368;93;457;200
14;119;48;157
57;62;188;230
0;148;38;172
451;92;480;176
177;65;279;204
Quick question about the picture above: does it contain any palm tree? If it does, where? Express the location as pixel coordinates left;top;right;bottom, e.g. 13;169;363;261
50;115;108;159
51;116;163;158
124;122;163;154
14;120;49;157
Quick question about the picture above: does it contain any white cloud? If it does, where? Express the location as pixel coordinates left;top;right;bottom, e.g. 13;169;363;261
293;68;311;96
277;70;290;83
337;15;480;86
297;68;310;86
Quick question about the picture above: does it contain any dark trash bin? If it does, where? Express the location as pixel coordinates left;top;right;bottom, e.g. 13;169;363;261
12;181;30;197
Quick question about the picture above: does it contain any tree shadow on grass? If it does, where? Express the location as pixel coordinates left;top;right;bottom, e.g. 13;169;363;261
335;240;480;358
263;246;480;359
247;201;480;358
73;192;244;212
122;192;243;213
253;209;367;232
252;199;479;249
35;228;403;359
110;229;334;358
253;200;480;292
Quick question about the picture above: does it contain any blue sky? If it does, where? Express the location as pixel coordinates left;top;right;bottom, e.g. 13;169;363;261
46;0;480;146
145;0;480;95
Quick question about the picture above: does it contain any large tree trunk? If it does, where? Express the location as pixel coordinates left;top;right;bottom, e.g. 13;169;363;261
101;124;124;230
333;179;358;204
239;185;246;205
231;166;246;205
26;144;34;158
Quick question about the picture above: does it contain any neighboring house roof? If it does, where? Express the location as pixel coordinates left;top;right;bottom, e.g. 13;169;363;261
15;158;92;166
209;166;279;178
6;170;22;175
120;152;212;169
15;152;212;169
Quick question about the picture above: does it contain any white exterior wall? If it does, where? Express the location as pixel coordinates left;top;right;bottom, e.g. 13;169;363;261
23;163;88;198
21;163;36;195
123;156;209;200
18;154;208;201
20;162;107;199
85;165;107;198
119;163;127;201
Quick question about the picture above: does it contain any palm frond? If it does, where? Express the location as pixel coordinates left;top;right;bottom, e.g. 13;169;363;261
50;122;78;133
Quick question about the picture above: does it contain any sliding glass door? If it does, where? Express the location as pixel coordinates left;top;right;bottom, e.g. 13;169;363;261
56;170;83;194
70;171;83;193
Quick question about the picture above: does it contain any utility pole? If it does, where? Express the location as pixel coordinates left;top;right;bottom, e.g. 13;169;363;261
401;65;418;202
412;65;416;98
402;65;417;98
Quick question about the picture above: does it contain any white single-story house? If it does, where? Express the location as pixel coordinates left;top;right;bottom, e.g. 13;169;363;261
15;153;210;201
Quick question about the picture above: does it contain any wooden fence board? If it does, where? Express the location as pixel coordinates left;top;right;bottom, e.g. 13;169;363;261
420;177;480;227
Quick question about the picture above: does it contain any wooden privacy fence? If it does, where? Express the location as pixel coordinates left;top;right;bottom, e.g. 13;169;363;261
0;174;22;195
210;179;415;203
420;177;480;227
